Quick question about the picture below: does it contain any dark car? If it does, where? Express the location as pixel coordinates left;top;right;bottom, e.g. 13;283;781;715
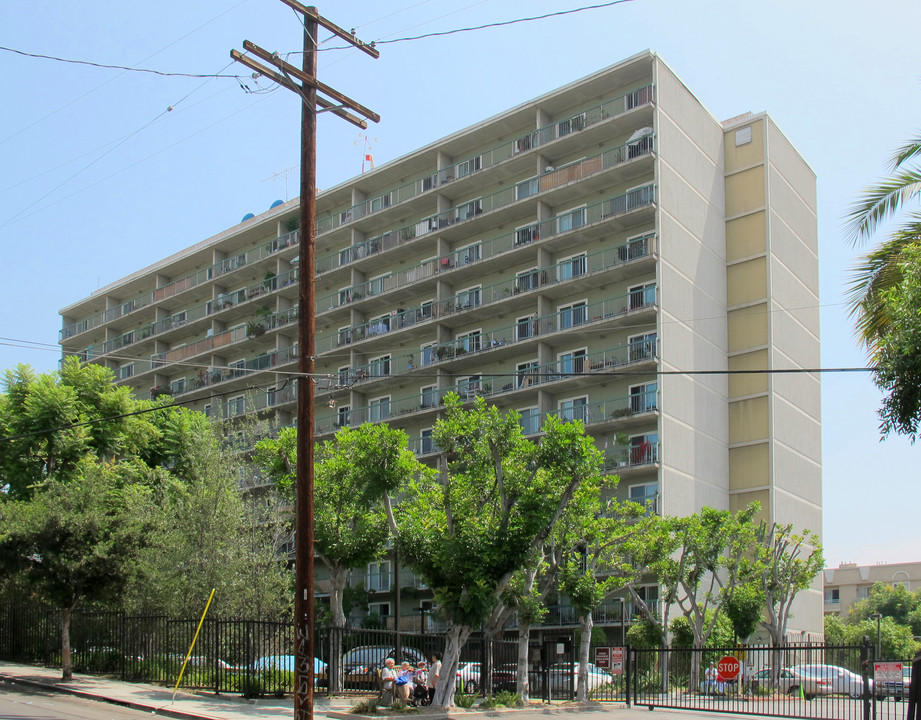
341;645;426;688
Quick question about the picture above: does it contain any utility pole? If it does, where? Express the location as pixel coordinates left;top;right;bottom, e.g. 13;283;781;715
231;8;378;720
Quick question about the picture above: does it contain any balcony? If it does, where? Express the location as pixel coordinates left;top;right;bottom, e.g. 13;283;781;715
317;169;655;277
61;230;299;341
161;346;299;399
314;83;654;237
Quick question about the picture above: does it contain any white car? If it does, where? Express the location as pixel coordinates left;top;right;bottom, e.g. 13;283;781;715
789;664;873;698
456;662;481;693
548;662;614;692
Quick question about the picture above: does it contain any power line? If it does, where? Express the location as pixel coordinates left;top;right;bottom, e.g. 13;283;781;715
0;44;241;79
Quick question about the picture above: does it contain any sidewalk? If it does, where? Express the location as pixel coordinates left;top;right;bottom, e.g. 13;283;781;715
0;661;770;720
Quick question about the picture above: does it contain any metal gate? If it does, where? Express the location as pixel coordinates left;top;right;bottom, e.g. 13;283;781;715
629;642;909;720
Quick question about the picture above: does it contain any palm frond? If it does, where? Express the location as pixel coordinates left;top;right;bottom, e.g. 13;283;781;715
844;169;921;247
889;136;921;171
846;217;921;350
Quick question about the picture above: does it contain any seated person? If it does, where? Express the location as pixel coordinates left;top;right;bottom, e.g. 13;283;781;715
394;661;414;702
381;658;398;700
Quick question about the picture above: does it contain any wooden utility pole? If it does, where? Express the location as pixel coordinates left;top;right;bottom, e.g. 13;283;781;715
231;8;378;720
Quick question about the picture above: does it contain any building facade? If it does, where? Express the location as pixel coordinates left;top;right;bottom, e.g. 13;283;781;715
59;51;822;637
824;562;921;618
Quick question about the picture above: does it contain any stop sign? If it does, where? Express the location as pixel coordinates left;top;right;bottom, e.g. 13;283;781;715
717;655;741;681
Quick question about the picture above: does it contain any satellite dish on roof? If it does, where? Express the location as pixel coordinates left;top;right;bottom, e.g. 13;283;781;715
270;199;284;209
241;212;255;222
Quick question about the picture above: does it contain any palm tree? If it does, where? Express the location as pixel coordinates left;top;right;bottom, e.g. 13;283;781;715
845;137;921;354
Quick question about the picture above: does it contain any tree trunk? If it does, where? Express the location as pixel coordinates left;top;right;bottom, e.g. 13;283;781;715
517;621;531;703
61;607;73;681
433;624;471;707
576;612;592;702
327;565;348;693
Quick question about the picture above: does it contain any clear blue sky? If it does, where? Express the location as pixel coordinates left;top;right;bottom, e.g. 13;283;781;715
2;0;919;568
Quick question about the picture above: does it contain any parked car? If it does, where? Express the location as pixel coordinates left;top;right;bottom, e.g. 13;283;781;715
456;662;481;693
252;655;328;675
341;646;426;688
789;664;873;698
547;662;614;692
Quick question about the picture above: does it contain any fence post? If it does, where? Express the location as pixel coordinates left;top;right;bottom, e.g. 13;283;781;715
625;645;631;707
862;636;871;720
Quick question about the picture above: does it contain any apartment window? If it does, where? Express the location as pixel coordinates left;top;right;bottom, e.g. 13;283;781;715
557;206;586;233
626;85;652;110
516;314;535;341
633;584;659;614
203;403;212;418
515;223;540;246
626;184;655;210
517;360;539;389
420;428;435;454
519;407;541;435
337;405;352;428
455;243;481;265
120;363;135;380
557;112;586;137
338;325;352;346
515;177;539;200
171;311;187;327
629;382;658;414
856;586;871;601
456;155;482;177
558;300;588;329
225;396;245;418
421;342;437;366
516;268;540;293
629;282;656;310
455;198;482;221
456;286;481;309
338;247;353;266
558;396;588;423
420;174;436;192
368;273;390;296
825;588;840;605
456;330;482;353
369;192;393;213
367;314;390;336
458;375;481;399
229;359;246;378
420;385;438;409
419;300;434;320
618;232;653;261
367;561;391;592
558;349;587;375
368;602;391;620
368;354;391;378
630;433;658;465
368;396;391;422
628;332;657;362
338;365;352;386
558;253;587;281
266;386;276;407
339;209;353;225
629;482;658;513
515;133;534;153
337;288;352;306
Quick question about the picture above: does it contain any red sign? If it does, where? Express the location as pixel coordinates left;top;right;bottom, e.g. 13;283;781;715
717;655;741;681
594;647;611;669
611;646;624;676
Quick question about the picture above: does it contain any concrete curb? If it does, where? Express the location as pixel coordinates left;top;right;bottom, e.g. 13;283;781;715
1;674;225;720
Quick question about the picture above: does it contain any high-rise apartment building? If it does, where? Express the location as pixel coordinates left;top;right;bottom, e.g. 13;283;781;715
59;51;822;637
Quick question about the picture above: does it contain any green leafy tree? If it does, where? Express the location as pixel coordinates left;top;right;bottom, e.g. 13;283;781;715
0;462;153;680
254;423;432;691
724;582;765;642
0;359;209;498
560;490;649;701
824;614;919;660
754;522;823;647
396;396;599;706
845;137;921;437
871;243;921;438
849;582;921;635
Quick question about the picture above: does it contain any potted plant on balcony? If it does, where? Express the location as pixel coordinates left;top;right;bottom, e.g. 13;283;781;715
263;270;277;292
615;432;630;467
150;386;169;400
407;354;415;370
247;305;272;337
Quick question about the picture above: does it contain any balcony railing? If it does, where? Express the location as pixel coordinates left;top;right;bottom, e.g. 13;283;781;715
323;270;657;356
314;340;658;434
314;83;654;235
602;442;660;470
161;346;299;398
61;230;299;341
316;218;654;315
318;147;655;274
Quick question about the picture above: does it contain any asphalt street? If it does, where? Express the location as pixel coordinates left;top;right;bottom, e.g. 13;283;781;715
0;681;156;720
